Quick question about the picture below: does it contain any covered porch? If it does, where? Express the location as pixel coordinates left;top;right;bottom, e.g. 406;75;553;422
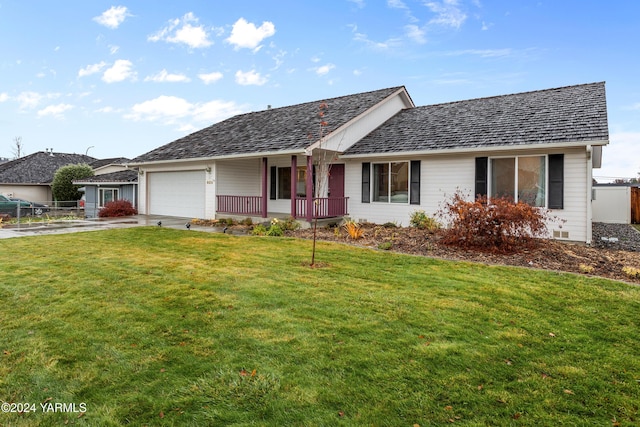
215;155;348;221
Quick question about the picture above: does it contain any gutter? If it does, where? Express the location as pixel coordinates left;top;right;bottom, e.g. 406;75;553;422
127;148;305;167
339;139;610;159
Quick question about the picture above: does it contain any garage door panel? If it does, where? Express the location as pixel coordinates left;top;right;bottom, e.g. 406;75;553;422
148;171;205;217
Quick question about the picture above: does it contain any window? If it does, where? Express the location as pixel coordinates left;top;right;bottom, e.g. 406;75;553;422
373;162;409;203
490;156;546;207
277;166;308;199
99;188;119;207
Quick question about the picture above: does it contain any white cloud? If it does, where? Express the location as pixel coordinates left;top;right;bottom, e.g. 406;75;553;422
126;96;192;122
225;18;275;51
0;93;9;102
349;0;365;8
198;71;224;85
78;61;107;78
193;100;245;123
95;106;118;114
425;0;467;28
125;95;244;127
405;24;427;44
388;0;407;8
109;45;120;55
144;69;190;83
314;63;335;76
148;12;213;49
353;30;402;51
93;6;131;29
235;69;267;86
102;60;136;83
16;91;60;110
37;103;73;118
445;48;512;58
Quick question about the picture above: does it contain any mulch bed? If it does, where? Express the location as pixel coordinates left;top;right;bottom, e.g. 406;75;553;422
289;224;640;285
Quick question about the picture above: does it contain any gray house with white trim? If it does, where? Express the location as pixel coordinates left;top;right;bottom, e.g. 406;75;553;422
130;82;609;243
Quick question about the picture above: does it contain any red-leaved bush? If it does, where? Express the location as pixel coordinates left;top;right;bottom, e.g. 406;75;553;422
98;200;138;218
437;192;550;253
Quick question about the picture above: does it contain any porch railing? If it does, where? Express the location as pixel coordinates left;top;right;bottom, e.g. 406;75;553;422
216;195;263;216
216;195;349;219
296;197;349;219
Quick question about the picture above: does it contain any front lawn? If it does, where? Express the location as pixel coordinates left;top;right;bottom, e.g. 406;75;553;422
1;228;639;426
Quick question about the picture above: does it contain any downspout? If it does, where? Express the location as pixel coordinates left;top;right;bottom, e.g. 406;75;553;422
586;145;593;245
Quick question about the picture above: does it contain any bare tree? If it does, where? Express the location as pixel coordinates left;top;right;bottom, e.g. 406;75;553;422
11;136;24;159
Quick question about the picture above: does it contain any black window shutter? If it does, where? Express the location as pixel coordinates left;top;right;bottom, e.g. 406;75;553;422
548;154;564;209
270;166;277;200
410;160;421;205
475;157;488;198
361;162;370;203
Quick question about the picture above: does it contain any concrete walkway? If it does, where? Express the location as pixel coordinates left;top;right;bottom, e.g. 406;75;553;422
0;215;217;239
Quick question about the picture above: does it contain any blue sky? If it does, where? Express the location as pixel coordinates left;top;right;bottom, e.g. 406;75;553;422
1;0;638;181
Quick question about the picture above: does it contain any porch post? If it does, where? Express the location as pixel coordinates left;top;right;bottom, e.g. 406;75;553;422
290;155;297;218
261;157;268;218
306;155;313;222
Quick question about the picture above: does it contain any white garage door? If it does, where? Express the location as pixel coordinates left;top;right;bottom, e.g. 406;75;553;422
148;170;206;218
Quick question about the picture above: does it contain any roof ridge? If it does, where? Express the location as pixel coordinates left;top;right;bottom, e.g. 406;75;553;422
416;81;606;109
236;86;406;116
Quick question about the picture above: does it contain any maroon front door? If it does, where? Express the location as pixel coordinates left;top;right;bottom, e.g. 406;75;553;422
328;164;345;216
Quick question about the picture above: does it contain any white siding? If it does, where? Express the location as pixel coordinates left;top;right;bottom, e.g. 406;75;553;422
323;93;410;152
344;147;591;242
553;148;588;242
217;159;261;196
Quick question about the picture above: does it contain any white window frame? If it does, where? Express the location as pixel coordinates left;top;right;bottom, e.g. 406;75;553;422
99;188;119;207
489;155;548;207
372;161;410;204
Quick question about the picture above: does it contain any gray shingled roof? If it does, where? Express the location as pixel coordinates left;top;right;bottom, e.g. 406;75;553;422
74;169;138;184
132;87;405;163
345;82;609;155
0;152;97;184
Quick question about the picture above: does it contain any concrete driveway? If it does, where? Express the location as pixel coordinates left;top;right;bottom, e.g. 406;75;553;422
0;215;203;239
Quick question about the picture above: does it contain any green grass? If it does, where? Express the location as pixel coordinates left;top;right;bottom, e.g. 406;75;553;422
1;228;639;426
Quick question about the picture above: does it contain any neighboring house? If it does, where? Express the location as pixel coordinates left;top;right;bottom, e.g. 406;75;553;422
592;183;640;224
130;82;609;243
74;169;138;218
90;157;131;176
0;151;96;203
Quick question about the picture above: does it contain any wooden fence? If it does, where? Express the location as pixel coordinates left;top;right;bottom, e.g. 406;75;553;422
632;187;640;224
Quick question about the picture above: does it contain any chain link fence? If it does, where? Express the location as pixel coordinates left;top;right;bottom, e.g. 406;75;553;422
0;200;85;223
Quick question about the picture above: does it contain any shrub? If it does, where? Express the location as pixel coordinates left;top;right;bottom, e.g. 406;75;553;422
378;241;393;250
52;164;94;203
343;220;364;240
409;210;440;232
280;216;300;231
579;264;595;274
266;224;284;237
622;266;640;279
98;200;138;218
437;192;549;253
251;224;268;236
251;218;288;237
